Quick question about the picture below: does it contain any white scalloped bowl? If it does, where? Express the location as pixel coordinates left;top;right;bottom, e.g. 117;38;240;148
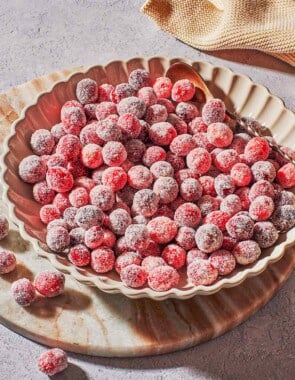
1;57;295;300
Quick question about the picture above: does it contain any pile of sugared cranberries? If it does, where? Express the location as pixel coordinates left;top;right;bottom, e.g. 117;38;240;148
18;68;295;291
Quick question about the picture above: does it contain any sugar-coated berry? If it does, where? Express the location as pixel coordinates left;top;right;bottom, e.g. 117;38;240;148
0;215;8;241
188;117;208;134
202;99;226;125
69;227;85;245
120;264;147;288
145;104;168;124
150;161;174;179
34;270;65;297
115;251;141;273
101;142;127;167
61;106;86;135
230;163;252;186
207;123;233;148
111;83;136;103
153;176;179;204
193;132;215;152
125;139;146;163
117;96;146;119
11;278;35;307
91;246;115;273
69;187;89;208
61;100;83;114
251;160;276;182
108;208;132;235
38;348;68;376
214;149;240;172
67;160;88;179
46;226;70;252
175;168;198;184
233;240;261;265
157;98;175;113
75;205;104;229
198;176;216;196
220;194;242;217
209;250;236;276
249;180;274;201
138;239;161;258
46;166;74;193
221;235;237;251
142;146;166;167
116;185;136;207
102;167;127;191
46;153;67;169
174;203;201;228
52;193;71;213
142;256;166;273
214;174;235;198
74;176;95;192
249;195;274;221
226;214;254;240
175;226;196;250
275;190;295;207
161;244;186;270
203;210;230;231
170;134;196;156
149;122;177;146
277;163;295;188
187;259;218;286
117;113;141;139
272;205;295;232
129;69;151;90
89;185;115;211
30;129;55;156
186;147;212;174
40;205;60;224
80;122;102;145
56;135;82;162
152;77;172;98
102;229;116;248
154;204;174;219
235;187;251;210
96;118;121;143
125;223;149;250
171;79;195;102
166;152;186;171
167;113;188;134
68;244;90;266
19;155;46;183
137;87;157;107
0;250;16;274
197;195;220;217
186;249;208;266
97;83;113;102
176;102;199;123
128;165;153;190
180;178;202;201
76;78;98;104
195;224;223;253
95;101;117;121
229;133;251;154
84;103;98;120
253;222;279;248
84;225;103;249
80;144;102;169
51;123;66;142
147;216;177;244
276;146;295;166
244;137;270;164
148;265;179;291
63;207;78;229
132;189;159;217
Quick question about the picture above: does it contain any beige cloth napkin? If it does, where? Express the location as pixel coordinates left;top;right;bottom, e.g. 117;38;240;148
141;0;295;66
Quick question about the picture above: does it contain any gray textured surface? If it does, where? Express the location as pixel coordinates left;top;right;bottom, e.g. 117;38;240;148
0;0;294;379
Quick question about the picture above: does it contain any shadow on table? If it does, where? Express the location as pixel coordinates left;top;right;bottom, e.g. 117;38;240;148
51;363;89;380
205;49;295;74
72;272;295;380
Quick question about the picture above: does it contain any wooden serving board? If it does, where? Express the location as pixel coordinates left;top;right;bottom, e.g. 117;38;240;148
0;69;294;357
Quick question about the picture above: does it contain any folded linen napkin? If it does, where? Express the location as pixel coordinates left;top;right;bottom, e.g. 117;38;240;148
141;0;295;66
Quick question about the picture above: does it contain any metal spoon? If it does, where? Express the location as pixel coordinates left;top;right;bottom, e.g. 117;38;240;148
166;62;294;164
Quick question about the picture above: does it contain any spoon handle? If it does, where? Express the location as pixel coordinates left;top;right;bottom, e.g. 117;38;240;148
226;110;295;165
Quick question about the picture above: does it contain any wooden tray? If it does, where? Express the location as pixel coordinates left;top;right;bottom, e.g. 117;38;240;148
0;68;294;357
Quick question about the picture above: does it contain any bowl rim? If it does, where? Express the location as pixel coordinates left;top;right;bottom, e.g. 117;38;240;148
1;55;295;300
